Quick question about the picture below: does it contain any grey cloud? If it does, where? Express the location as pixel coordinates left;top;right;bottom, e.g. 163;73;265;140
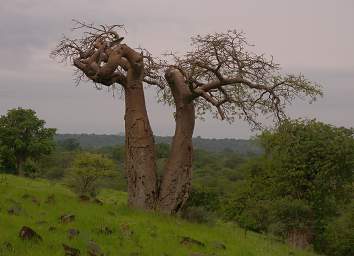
0;0;353;138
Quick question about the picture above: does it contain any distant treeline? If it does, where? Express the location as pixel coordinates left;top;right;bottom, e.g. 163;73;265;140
55;134;262;156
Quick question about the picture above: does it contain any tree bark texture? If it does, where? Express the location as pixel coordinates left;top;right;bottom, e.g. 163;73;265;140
287;228;312;249
157;68;195;214
123;46;158;210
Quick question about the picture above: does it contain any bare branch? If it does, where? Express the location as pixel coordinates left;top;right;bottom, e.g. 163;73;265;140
164;30;322;128
51;20;127;88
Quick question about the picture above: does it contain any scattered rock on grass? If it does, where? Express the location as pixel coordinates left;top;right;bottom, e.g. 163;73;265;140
63;243;80;256
31;196;40;206
180;236;205;247
68;228;80;239
19;226;42;242
60;214;75;224
87;240;104;256
8;205;22;216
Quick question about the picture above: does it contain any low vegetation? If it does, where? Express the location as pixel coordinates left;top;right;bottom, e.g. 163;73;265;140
0;174;316;256
1;108;353;255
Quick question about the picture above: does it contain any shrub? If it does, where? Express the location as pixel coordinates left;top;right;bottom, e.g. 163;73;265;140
321;202;354;256
65;152;115;197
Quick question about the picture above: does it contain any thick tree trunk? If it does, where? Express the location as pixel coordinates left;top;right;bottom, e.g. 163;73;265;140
16;157;25;176
158;68;195;214
123;46;157;210
287;228;312;249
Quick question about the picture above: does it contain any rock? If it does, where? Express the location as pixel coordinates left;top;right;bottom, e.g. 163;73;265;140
79;195;90;202
60;214;75;224
1;241;14;253
68;228;80;239
180;236;205;247
93;198;103;205
63;244;80;256
210;241;226;250
8;205;22;216
31;197;40;206
87;240;104;256
45;194;55;204
19;226;42;242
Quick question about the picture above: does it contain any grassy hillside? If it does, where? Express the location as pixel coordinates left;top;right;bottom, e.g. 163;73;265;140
0;175;316;256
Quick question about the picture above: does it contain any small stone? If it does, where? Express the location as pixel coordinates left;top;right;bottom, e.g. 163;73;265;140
60;214;75;224
180;236;205;247
87;240;104;256
8;205;21;216
19;226;42;242
31;197;40;206
63;244;80;256
68;228;80;239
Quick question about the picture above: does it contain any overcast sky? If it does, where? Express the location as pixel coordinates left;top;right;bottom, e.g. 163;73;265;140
0;0;353;138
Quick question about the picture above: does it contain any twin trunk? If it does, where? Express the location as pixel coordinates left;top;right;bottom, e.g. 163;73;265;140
124;68;194;214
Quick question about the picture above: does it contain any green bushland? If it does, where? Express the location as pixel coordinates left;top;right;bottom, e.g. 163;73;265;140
0;174;316;256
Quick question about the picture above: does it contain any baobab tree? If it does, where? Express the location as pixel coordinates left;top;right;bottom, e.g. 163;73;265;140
51;20;322;214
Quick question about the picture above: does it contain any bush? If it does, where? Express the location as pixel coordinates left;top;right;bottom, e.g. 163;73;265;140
321;202;354;256
23;159;40;178
65;152;115;197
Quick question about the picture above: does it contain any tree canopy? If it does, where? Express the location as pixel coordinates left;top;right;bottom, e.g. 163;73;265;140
0;108;56;175
225;119;354;250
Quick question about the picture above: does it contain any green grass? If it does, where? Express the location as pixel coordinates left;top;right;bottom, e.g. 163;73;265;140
0;174;317;256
